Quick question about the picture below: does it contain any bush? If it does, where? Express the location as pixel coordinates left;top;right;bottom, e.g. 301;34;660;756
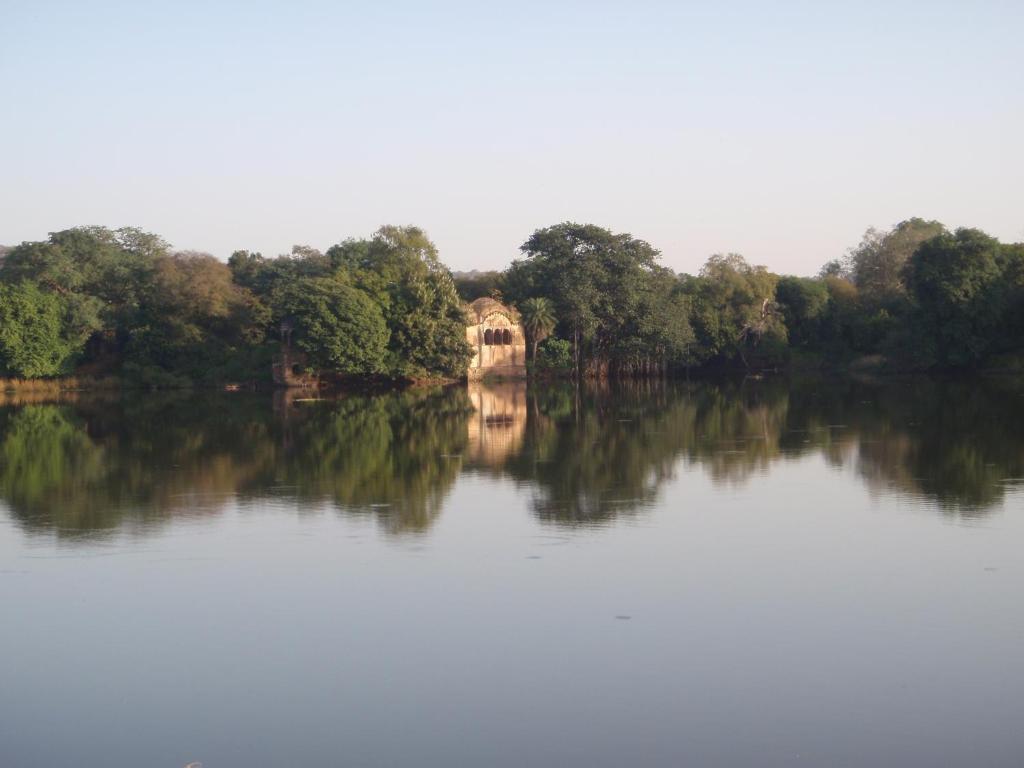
536;338;572;370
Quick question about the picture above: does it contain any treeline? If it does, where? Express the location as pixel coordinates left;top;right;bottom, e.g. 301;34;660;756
1;218;1022;384
0;225;470;384
462;219;1024;373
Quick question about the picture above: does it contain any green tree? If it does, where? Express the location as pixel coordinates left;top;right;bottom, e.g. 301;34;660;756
536;338;573;370
326;226;472;378
274;277;390;375
775;276;830;348
684;253;782;364
127;251;270;382
0;226;163;337
453;270;503;301
519;297;557;363
905;228;1005;366
639;268;696;372
1000;243;1024;354
506;222;675;375
229;245;334;299
848;218;946;304
0;281;80;378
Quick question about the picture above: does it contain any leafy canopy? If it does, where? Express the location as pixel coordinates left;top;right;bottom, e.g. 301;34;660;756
0;281;79;378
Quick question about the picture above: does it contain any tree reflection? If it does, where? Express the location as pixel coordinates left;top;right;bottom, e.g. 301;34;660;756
0;406;107;531
0;376;1021;538
0;388;472;538
265;388;472;533
794;376;1024;514
483;376;1024;525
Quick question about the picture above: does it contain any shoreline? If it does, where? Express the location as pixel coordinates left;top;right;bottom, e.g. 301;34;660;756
4;359;1023;400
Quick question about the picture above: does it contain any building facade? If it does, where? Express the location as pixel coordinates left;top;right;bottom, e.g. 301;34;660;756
464;297;527;380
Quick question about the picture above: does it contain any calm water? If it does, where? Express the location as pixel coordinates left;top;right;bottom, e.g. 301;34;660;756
2;377;1024;768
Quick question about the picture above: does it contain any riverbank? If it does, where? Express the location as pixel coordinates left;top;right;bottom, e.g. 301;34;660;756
0;371;462;397
0;376;122;394
7;351;1024;397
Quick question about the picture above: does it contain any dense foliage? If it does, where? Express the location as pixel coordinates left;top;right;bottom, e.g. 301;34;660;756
490;219;1024;373
0;225;470;384
503;223;695;375
273;278;390;375
0;281;79;378
1;217;1021;384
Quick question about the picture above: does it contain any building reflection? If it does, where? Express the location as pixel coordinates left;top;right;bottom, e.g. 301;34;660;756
466;381;527;466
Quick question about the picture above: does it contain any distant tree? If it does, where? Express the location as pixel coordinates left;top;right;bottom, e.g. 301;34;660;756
507;222;667;375
657;290;698;368
905;228;1004;366
775;276;830;347
227;250;267;291
274;277;390;375
818;276;863;351
114;227;173;261
0;281;79;378
819;259;850;279
127;252;270;379
6;217;1022;381
684;253;782;364
229;245;334;299
290;244;324;261
326;226;472;378
848;218;946;304
1000;243;1024;352
453;270;503;301
632;267;695;372
519;297;557;363
0;226;164;340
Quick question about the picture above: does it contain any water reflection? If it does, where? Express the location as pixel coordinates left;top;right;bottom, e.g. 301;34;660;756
466;382;527;466
1;375;1022;538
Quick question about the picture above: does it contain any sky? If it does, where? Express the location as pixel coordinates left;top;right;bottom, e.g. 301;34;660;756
1;0;1022;275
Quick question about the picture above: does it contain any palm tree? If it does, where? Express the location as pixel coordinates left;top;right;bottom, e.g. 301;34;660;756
519;297;557;364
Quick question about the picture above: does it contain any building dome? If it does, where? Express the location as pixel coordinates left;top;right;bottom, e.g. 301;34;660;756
465;297;521;325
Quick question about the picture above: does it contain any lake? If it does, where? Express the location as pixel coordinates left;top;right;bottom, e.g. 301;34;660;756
2;376;1024;767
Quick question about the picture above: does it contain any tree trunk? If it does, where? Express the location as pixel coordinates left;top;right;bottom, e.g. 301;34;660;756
573;323;579;378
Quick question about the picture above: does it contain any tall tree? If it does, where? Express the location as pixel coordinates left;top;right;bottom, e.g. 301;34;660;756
684;253;782;364
507;222;668;375
848;218;946;304
519;297;557;363
775;276;829;348
273;277;390;375
0;226;165;342
326;226;472;378
904;228;1004;366
127;251;269;379
453;270;503;302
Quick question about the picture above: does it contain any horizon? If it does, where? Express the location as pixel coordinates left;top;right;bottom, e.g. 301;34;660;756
2;0;1022;275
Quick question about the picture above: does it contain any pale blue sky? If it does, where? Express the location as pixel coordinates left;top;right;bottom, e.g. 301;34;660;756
1;0;1021;274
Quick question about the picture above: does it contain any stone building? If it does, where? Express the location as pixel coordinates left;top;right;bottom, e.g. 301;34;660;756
464;297;527;380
